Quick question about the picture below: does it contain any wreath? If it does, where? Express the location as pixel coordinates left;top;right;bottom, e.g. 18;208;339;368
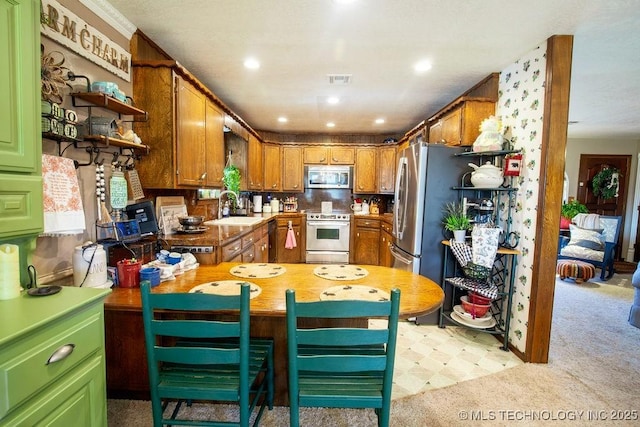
592;168;620;199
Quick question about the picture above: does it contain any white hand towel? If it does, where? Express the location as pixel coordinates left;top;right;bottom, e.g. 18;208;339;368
41;154;86;236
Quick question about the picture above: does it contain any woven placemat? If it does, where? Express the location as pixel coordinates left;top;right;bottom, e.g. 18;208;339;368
189;280;262;299
313;264;369;280
230;263;286;278
320;285;390;301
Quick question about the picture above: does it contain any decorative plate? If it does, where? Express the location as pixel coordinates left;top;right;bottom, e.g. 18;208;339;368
450;310;496;329
320;285;389;302
230;263;286;279
453;304;493;322
313;264;369;281
189;280;261;299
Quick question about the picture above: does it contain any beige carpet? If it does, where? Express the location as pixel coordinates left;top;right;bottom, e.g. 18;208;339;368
107;274;640;426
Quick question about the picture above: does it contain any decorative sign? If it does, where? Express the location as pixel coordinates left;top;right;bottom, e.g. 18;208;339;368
40;0;131;82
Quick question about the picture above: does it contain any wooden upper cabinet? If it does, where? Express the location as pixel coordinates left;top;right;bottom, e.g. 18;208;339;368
176;76;207;186
427;97;495;146
377;146;396;194
133;62;222;189
303;146;329;164
247;134;264;191
329;147;355;164
204;100;224;187
282;146;303;192
353;148;377;193
263;144;281;191
303;146;355;165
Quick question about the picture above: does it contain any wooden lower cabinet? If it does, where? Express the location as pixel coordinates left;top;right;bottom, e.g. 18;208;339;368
351;217;380;265
0;288;110;426
379;219;393;267
275;216;305;263
254;224;269;263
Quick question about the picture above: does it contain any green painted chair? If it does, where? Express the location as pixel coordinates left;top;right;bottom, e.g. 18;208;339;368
285;288;400;427
141;281;274;426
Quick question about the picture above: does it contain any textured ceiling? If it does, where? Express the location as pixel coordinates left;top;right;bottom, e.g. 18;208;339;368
107;0;640;140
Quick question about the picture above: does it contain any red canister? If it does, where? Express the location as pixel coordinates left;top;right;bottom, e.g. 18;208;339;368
116;259;141;288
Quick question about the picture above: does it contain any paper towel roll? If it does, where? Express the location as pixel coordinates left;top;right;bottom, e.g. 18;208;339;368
0;244;22;300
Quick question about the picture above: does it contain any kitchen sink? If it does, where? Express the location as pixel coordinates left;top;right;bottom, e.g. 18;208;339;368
204;216;265;226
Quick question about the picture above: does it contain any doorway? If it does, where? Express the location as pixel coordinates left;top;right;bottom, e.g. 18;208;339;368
576;154;631;260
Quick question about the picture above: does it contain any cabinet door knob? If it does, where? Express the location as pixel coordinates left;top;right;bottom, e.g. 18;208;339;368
200;172;207;180
46;344;75;365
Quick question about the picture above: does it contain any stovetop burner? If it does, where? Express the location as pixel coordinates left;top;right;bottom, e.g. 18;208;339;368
306;212;351;221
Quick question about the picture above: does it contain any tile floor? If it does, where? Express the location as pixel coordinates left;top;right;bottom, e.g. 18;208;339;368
374;319;523;399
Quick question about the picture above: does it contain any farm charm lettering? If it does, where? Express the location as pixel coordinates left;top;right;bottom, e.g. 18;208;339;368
40;0;131;82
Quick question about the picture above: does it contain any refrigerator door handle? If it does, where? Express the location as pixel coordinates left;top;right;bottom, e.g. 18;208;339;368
394;157;409;240
390;244;414;265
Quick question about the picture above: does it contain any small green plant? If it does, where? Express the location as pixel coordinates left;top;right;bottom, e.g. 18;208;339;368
442;202;472;231
560;200;588;219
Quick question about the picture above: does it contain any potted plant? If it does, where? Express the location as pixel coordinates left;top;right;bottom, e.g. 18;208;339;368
442;202;472;242
560;200;588;229
222;152;241;209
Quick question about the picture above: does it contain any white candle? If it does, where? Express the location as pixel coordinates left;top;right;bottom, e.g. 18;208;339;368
0;244;22;300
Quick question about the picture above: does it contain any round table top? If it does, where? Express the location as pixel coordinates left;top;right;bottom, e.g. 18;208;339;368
103;262;444;319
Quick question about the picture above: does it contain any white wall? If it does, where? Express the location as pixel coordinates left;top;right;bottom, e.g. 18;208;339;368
565;137;640;260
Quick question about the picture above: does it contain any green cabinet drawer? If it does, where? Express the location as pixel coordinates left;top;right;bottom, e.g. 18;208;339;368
0;173;43;238
0;306;103;418
0;355;106;426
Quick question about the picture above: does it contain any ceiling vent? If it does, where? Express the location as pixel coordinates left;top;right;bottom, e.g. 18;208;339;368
327;74;353;85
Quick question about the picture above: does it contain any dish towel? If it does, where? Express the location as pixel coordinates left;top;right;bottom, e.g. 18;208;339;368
41;154;86;236
471;226;501;269
285;222;297;249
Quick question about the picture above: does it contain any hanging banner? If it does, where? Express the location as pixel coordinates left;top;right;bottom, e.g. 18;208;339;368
40;0;131;82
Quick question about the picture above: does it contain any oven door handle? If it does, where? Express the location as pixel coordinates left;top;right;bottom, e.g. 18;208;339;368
307;222;350;227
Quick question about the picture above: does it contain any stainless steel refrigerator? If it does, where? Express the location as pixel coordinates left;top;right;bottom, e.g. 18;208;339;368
391;140;468;323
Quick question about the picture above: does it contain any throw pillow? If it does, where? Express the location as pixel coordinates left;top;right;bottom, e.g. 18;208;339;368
568;224;605;250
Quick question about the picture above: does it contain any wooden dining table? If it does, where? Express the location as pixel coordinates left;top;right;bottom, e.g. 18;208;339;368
103;262;444;405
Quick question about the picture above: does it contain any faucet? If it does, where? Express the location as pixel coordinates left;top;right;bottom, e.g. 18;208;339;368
218;190;239;219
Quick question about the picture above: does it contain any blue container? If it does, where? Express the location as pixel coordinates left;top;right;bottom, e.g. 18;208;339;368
140;267;161;287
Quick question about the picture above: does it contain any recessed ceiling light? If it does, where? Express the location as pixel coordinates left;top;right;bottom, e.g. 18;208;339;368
244;58;260;70
375;118;385;124
278;117;288;123
414;60;432;73
326;122;336;128
327;97;340;105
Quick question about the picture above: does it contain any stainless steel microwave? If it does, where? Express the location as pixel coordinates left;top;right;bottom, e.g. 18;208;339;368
304;165;353;189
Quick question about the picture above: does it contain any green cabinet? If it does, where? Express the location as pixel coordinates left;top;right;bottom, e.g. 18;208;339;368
0;0;43;239
0;287;110;426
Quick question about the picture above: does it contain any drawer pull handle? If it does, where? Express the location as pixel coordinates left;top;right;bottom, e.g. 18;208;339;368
46;344;75;365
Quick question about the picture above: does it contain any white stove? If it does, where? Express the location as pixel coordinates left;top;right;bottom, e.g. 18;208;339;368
306;212;351;263
306;212;351;221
